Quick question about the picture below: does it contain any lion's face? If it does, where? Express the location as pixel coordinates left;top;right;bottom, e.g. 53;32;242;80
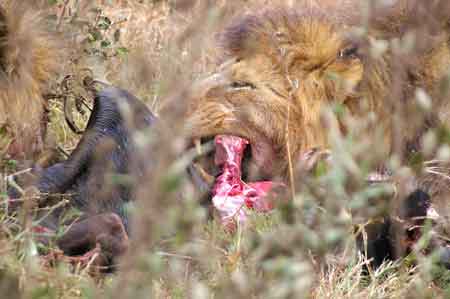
186;10;371;180
183;0;450;267
187;0;450;180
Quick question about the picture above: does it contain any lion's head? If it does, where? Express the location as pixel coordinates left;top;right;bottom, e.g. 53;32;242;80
185;1;450;181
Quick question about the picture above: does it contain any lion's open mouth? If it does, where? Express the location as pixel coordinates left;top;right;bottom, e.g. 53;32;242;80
204;135;285;230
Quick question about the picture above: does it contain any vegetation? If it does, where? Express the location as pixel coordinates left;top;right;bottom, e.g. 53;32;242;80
2;0;450;298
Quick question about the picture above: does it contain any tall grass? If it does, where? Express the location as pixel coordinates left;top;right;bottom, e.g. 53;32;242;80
2;0;450;298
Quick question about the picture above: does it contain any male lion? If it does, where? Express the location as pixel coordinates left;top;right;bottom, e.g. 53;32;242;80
186;0;450;178
0;2;61;160
183;0;450;268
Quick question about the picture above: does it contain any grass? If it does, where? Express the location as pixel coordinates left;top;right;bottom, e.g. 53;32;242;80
2;0;450;298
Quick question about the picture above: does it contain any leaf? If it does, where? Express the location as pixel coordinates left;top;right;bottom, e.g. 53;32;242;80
100;39;111;48
116;47;129;57
114;29;121;42
87;29;102;42
98;16;112;30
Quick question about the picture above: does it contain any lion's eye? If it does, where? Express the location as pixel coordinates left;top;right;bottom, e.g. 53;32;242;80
229;81;256;91
339;46;359;59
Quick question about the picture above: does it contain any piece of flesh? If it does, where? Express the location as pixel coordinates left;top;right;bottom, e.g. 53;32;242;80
211;135;285;230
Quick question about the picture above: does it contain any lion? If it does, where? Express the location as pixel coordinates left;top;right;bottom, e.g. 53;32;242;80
0;2;61;160
181;0;450;268
185;0;450;178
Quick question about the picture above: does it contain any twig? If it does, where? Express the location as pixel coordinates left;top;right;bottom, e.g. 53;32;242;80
4;168;33;196
156;251;195;261
56;0;70;31
286;105;296;200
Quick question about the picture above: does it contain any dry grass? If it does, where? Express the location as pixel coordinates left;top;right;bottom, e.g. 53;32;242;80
2;0;450;298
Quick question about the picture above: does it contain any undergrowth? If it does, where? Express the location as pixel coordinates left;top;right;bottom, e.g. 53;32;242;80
2;0;450;298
